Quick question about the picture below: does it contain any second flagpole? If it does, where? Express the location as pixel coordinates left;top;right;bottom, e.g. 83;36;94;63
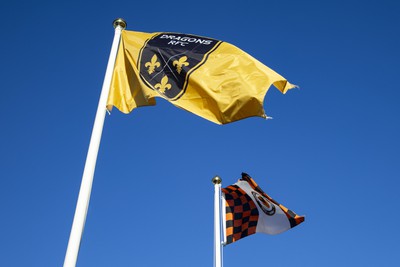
63;18;127;267
212;176;223;267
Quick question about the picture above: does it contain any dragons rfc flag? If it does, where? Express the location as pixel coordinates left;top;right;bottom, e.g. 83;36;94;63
107;30;296;124
222;173;304;244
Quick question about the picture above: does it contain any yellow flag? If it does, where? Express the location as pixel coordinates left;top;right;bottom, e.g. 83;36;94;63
107;30;296;124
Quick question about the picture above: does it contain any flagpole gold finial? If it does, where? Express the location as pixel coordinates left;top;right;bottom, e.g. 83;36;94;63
113;18;127;29
212;176;222;185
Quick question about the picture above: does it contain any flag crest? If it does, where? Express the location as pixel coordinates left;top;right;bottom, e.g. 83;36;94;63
138;33;221;100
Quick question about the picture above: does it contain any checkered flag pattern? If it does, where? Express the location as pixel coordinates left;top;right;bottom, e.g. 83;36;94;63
222;184;259;244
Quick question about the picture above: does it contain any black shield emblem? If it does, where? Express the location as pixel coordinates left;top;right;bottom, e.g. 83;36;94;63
138;33;221;100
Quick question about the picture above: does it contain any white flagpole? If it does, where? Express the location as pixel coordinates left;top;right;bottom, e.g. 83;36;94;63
212;176;223;267
63;18;127;267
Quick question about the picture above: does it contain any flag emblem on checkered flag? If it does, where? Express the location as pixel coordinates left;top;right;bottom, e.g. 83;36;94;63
222;173;305;245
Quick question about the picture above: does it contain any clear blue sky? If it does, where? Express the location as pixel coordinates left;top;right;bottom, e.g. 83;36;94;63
1;0;399;266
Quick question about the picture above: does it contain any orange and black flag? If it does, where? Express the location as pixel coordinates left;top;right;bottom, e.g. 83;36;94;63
107;30;297;124
222;173;304;245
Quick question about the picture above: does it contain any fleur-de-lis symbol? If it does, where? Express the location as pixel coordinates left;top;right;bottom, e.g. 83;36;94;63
173;56;189;74
154;75;172;93
145;54;161;74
